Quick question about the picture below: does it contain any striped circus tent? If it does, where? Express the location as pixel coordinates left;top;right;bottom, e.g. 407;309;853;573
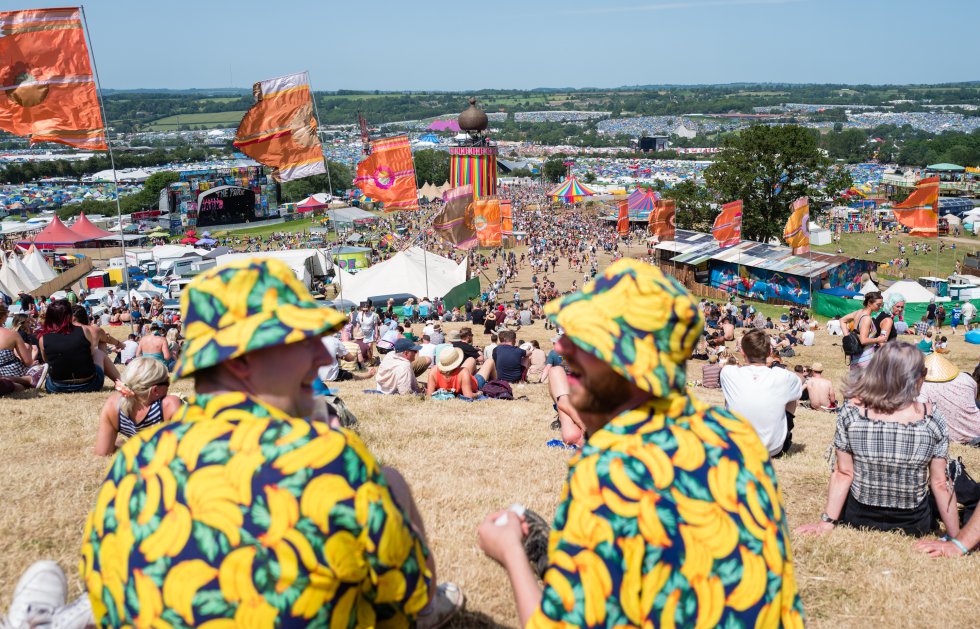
627;187;659;220
548;176;596;203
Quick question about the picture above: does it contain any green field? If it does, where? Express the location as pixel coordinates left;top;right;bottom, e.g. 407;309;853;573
143;111;248;130
812;232;980;280
225;217;321;237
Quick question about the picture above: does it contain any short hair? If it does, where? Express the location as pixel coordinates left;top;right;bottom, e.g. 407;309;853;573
844;342;925;413
740;329;771;364
459;326;473;338
421;334;431;342
71;304;89;325
489;333;498;343
498;329;517;344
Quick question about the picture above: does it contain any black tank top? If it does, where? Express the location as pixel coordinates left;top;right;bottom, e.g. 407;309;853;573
44;326;96;380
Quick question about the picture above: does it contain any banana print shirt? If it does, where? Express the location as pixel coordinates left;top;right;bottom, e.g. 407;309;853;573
528;395;804;629
80;392;431;628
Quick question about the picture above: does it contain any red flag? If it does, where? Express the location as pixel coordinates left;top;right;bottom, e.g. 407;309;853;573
0;8;107;150
649;199;676;241
355;135;419;212
893;176;939;237
713;200;742;248
617;200;630;236
501;200;514;237
472;199;502;247
432;185;476;249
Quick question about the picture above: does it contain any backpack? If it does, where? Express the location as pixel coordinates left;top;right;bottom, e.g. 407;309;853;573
481;379;514;400
842;313;867;357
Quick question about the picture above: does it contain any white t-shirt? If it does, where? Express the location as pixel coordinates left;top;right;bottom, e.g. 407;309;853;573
720;365;802;456
120;340;139;364
318;335;348;382
483;343;497;362
419;343;437;361
826;319;843;336
801;330;815;346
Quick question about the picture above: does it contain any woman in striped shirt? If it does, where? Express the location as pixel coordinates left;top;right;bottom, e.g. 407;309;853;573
94;357;183;455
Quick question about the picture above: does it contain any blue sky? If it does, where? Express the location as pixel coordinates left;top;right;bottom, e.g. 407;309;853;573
71;0;978;90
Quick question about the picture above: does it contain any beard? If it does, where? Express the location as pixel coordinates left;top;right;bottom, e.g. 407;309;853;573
572;369;635;419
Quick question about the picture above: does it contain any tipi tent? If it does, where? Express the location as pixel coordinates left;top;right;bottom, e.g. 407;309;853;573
6;251;41;291
0;251;35;294
23;246;58;282
335;246;466;304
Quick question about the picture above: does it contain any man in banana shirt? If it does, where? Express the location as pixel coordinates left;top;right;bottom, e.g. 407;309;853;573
478;259;803;628
78;259;462;628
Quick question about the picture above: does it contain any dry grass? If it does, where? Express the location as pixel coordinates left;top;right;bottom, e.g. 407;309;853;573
4;265;980;627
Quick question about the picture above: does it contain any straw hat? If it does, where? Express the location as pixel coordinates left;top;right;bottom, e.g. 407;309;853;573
447;330;462;342
924;353;960;383
811;362;824;373
436;346;465;373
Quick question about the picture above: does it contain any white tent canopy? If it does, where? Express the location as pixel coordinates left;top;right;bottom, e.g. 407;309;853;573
883;280;944;303
136;279;166;296
0;251;35;294
7;251;41;291
858;279;879;295
335;246;466;304
22;245;58;282
215;249;332;289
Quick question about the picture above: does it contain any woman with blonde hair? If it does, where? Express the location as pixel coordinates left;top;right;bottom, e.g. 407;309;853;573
94;356;183;455
797;342;958;537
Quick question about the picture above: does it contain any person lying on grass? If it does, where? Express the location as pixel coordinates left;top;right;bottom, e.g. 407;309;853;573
478;259;804;628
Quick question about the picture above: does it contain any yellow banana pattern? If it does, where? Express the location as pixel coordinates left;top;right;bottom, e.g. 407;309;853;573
528;398;804;629
81;392;430;628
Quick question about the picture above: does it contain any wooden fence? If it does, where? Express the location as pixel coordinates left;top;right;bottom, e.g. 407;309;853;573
30;257;93;298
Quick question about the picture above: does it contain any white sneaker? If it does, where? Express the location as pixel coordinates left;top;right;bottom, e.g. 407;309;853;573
7;561;67;629
51;596;94;629
27;364;49;390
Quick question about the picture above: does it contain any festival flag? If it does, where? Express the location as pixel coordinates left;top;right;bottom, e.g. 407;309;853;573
471;198;502;247
355;135;419;212
784;196;810;254
0;8;107;150
234;72;325;182
432;185;476;250
501;200;514;237
617;200;630;236
892;176;939;237
649;199;676;242
712;200;742;248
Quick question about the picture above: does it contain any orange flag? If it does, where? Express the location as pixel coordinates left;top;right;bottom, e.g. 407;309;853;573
471;198;502;247
355;135;419;212
233;72;326;182
649;199;676;241
501;200;514;237
617;200;630;236
713;200;742;248
0;8;107;150
784;196;810;254
893;176;939;237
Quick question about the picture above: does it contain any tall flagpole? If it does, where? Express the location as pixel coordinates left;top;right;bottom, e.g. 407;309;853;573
80;7;133;330
306;72;334;201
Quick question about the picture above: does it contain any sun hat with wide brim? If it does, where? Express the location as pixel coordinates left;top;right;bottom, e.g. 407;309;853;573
544;258;703;397
924;353;960;383
172;258;346;380
436;346;465;373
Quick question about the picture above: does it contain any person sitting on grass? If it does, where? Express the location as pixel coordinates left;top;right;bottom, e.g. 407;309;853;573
376;337;429;395
426;346;496;399
919;353;980;446
93;356;183;456
75;258;463;628
701;353;722;388
523;340;547;383
477;259;802;628
804;362;837;411
0;302;47;389
545;364;586;447
917;329;935;354
491;329;526;384
136;322;173;368
313;332;375;392
797;342;958;538
39;300;113;394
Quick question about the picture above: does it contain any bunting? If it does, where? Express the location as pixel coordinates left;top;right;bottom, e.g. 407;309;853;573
355;135;419;212
617;200;630;236
712;200;742;248
0;8;108;150
649;199;676;242
233;72;326;182
432;185;476;250
783;196;810;254
471;198;502;247
892;176;939;237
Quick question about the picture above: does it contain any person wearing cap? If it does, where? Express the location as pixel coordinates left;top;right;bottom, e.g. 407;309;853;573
376;337;428;395
920;353;980;445
79;259;463;628
804;362;837;411
477;259;803;628
426;346;496;399
797;342;958;539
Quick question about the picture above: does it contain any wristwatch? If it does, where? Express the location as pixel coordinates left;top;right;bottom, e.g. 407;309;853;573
820;512;838;525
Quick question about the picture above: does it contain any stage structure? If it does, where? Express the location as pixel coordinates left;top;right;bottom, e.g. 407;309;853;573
449;98;497;198
158;166;280;231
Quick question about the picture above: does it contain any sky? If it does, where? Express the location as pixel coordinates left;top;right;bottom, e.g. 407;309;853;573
65;0;980;90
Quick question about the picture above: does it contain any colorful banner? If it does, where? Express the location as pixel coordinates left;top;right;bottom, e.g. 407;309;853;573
784;196;810;254
449;146;497;198
355;134;419;212
471;198;502;247
648;199;676;241
432;185;476;250
712;200;742;248
501;199;514;237
711;262;811;305
233;72;326;182
893;176;939;237
0;8;107;150
617;200;629;236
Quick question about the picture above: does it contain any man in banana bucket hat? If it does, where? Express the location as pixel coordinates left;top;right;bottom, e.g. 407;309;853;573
78;259;463;628
477;258;803;628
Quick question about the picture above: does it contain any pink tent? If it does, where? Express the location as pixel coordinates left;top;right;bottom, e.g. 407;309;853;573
19;216;87;247
296;196;329;213
70;212;115;240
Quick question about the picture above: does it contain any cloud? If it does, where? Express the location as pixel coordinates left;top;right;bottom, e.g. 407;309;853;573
565;0;803;16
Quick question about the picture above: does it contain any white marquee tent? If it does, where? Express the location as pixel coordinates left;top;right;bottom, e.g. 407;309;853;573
22;245;58;283
0;251;36;294
8;250;42;291
335;246;466;304
215;249;332;289
883;280;945;303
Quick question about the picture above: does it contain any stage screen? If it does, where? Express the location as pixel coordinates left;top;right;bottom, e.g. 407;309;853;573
196;186;256;228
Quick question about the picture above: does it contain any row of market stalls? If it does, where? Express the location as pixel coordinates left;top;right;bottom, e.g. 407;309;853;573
653;229;877;305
